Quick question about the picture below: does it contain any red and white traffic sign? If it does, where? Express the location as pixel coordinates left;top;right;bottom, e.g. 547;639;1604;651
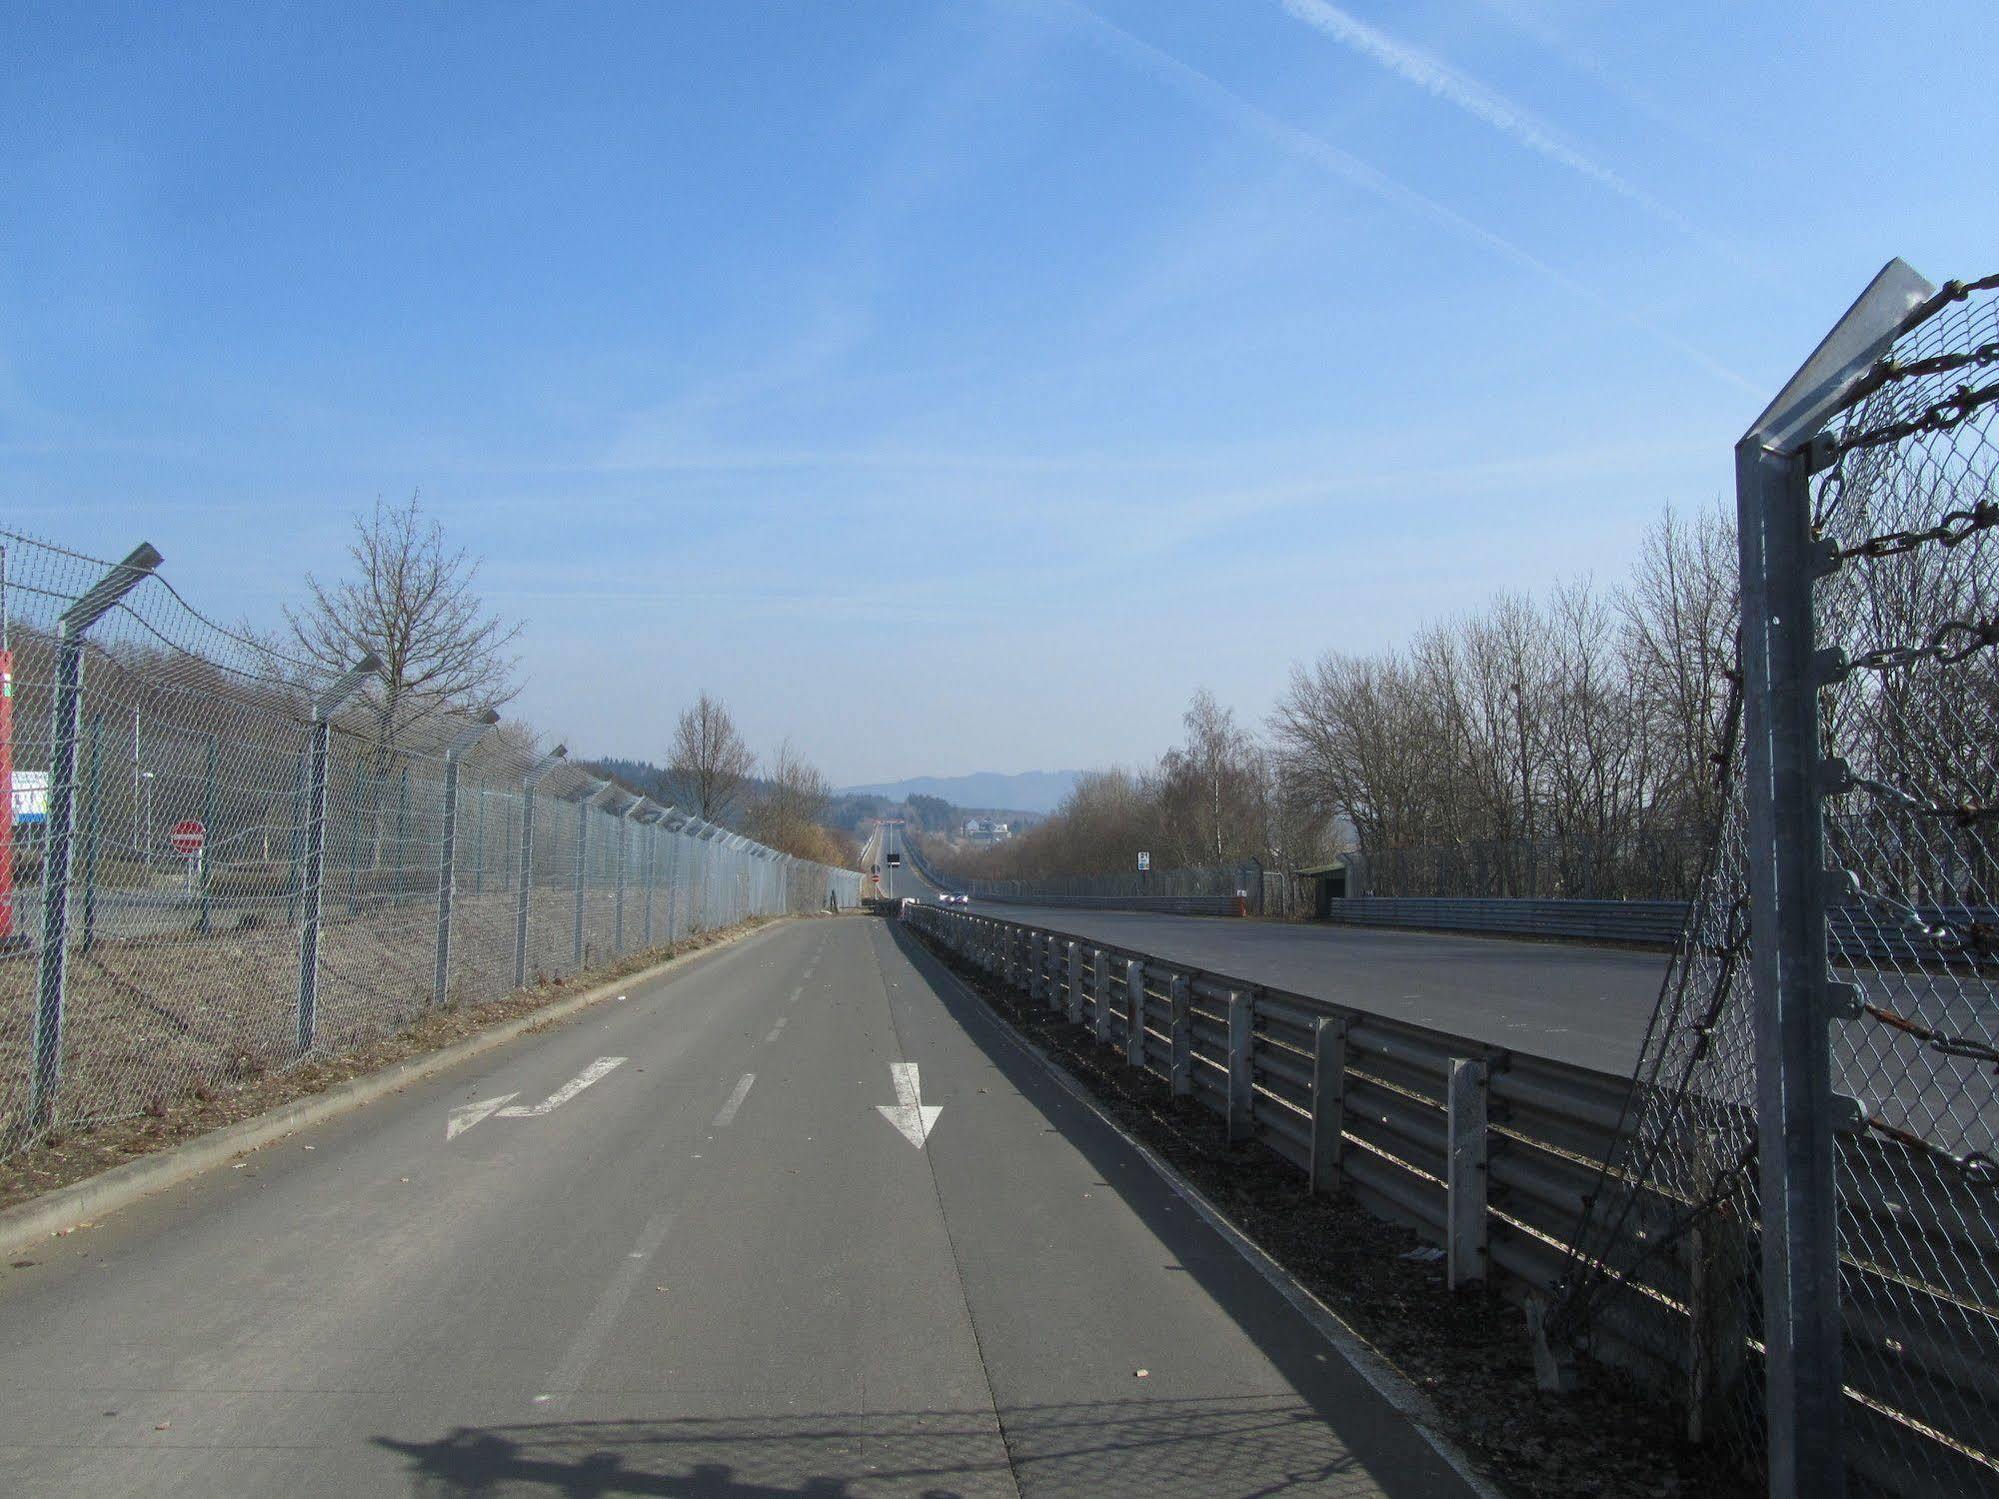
170;819;206;856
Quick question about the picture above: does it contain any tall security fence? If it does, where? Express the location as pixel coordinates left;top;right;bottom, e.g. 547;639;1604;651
0;533;860;1157
1557;263;1999;1496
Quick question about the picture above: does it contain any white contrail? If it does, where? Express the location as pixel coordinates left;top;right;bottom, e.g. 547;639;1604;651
1036;0;1753;391
1275;0;1715;247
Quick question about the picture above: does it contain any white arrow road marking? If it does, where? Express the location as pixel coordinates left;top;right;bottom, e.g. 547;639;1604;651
712;1073;755;1127
446;1092;519;1141
876;1062;942;1149
496;1057;627;1118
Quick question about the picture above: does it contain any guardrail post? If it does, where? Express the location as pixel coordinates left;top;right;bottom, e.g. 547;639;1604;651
1028;931;1044;1004
1309;1017;1347;1193
1445;1058;1489;1289
1169;975;1193;1096
1225;990;1254;1142
432;710;499;1009
1065;941;1082;1024
1124;961;1146;1067
1092;953;1112;1044
512;745;566;988
295;652;380;1059
1688;1133;1750;1444
31;544;162;1127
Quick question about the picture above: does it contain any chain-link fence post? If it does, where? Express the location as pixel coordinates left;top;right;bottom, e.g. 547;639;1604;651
294;653;378;1059
197;731;217;936
31;543;161;1129
512;745;566;990
572;779;612;968
79;713;104;955
615;794;644;956
1734;259;1933;1499
432;710;498;1010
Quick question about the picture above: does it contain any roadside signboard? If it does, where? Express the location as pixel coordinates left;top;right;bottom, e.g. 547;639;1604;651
10;769;46;825
1137;852;1150;872
170;819;206;857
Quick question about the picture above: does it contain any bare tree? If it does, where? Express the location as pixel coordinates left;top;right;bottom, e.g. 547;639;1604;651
670;691;756;820
286;495;521;748
745;740;844;862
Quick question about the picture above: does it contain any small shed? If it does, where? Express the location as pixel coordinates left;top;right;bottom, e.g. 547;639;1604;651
1296;857;1356;918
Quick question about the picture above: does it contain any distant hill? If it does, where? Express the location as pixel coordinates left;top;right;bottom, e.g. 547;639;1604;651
839;770;1080;816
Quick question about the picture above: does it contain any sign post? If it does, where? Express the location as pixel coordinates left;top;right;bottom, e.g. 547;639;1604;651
171;819;206;896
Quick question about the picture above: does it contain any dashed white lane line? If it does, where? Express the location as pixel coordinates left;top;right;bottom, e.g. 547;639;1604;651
786;985;805;1005
764;1016;788;1045
712;1073;756;1128
534;1205;675;1407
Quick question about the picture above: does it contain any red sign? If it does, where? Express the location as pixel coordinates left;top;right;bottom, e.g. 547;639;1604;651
170;819;206;856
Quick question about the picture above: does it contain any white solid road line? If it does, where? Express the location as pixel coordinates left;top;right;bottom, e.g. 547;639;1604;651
712;1073;756;1127
445;1092;520;1142
875;1062;942;1149
496;1057;627;1119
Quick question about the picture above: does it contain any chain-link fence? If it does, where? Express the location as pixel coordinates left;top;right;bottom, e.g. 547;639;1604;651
0;533;861;1159
1558;265;1999;1496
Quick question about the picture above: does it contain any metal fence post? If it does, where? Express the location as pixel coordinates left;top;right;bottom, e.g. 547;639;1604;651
513;745;567;989
1124;960;1146;1067
1445;1058;1488;1289
1225;990;1254;1142
1170;975;1193;1098
197;731;217;935
640;805;659;949
1733;259;1927;1498
572;778;611;969
614;794;640;956
31;544;161;1128
79;713;107;955
432;710;498;1010
1309;1016;1346;1192
295;652;380;1058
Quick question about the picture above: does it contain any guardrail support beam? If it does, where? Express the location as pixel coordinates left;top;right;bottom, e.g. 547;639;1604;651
1169;975;1193;1096
1310;1017;1346;1192
1225;990;1254;1142
1092;954;1111;1045
1065;942;1082;1025
1446;1058;1489;1289
1124;961;1146;1068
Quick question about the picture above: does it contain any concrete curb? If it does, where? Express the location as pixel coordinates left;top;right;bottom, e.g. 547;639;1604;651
0;917;799;1259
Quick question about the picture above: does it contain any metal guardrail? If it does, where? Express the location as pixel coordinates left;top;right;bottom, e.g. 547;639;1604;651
900;902;1998;1495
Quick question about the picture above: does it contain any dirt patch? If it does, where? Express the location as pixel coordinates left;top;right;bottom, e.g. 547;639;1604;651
0;916;796;1214
908;924;1755;1499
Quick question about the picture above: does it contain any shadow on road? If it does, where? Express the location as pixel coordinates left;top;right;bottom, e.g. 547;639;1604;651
375;1396;1379;1496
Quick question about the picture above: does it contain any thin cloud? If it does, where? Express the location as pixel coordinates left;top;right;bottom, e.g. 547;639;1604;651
1277;2;1666;208
1028;0;1754;391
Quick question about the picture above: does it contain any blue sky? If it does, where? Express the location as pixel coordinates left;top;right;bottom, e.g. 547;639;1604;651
5;1;1995;785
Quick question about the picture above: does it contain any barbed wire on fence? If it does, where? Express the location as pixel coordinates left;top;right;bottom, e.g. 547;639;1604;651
0;529;860;1158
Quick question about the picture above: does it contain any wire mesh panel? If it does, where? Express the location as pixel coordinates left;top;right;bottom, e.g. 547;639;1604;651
1812;276;1999;1494
0;528;862;1164
1559;273;1999;1495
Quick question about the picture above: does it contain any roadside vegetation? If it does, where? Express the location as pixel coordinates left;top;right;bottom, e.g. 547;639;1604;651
935;503;1738;902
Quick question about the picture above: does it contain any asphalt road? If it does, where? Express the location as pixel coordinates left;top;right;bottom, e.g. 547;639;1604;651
0;914;1477;1498
895;842;1668;1075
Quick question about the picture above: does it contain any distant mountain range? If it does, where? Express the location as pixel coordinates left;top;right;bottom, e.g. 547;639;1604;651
839;770;1081;816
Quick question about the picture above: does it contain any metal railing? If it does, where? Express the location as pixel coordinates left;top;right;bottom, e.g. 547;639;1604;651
0;532;861;1156
902;900;1995;1497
